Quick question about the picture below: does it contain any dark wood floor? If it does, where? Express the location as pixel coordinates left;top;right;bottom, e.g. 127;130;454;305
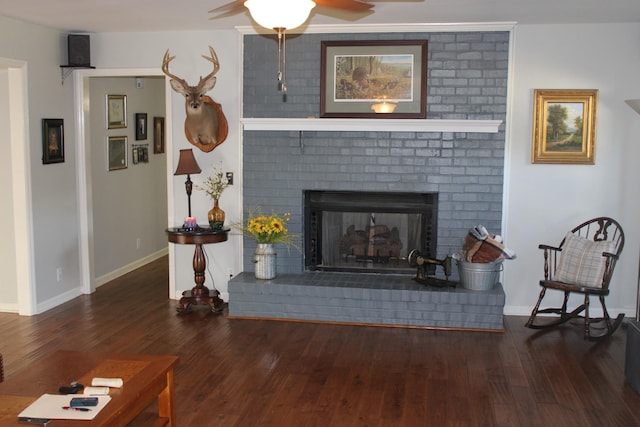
1;256;640;426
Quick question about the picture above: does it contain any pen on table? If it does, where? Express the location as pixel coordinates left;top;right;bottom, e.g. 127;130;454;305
62;406;91;411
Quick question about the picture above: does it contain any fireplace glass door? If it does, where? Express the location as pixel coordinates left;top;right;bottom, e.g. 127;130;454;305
304;191;437;274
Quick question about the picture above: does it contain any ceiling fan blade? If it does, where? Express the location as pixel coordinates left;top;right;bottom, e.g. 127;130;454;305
314;0;373;12
208;0;245;16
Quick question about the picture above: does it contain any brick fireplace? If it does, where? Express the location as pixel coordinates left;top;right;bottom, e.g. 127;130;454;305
228;29;509;329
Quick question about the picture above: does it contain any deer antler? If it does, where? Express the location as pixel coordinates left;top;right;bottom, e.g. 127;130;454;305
197;46;220;91
161;49;189;87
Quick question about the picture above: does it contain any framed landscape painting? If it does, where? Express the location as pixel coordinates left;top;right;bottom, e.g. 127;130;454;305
532;89;598;164
320;40;427;119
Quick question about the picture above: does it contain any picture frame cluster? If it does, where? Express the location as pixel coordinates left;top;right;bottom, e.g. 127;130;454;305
104;92;165;172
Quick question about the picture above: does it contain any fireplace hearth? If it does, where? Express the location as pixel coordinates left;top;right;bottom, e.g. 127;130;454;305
304;190;437;274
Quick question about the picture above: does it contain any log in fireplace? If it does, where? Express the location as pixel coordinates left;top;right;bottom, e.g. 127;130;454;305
304;190;438;274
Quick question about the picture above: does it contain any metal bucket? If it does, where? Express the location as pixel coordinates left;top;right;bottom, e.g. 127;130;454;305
457;259;503;291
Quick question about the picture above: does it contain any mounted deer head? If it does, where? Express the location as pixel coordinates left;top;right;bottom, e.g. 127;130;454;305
162;46;228;152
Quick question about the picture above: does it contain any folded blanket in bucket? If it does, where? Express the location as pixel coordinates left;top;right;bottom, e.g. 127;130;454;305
462;225;516;263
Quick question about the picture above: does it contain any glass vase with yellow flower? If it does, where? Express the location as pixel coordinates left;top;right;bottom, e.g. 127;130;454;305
196;165;229;230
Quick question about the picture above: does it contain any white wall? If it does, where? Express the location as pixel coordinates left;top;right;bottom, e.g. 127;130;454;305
90;31;243;300
89;76;168;281
0;67;18;307
504;23;640;315
0;16;79;312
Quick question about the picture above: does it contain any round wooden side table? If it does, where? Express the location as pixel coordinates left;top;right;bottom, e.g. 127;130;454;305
166;227;229;314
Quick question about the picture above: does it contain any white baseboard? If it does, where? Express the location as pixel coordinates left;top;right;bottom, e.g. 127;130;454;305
95;248;168;288
0;303;18;313
36;288;82;314
503;304;634;318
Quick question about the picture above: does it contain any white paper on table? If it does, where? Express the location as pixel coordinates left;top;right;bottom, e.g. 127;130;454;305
18;393;111;420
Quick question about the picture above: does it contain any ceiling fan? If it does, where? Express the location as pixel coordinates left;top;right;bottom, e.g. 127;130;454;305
208;0;381;93
209;0;375;24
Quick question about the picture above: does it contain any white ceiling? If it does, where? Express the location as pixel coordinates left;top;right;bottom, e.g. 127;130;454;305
0;0;639;33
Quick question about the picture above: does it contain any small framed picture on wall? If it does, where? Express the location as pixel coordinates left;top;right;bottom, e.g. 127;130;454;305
135;113;147;140
106;94;127;129
153;116;165;154
108;136;128;171
42;119;65;164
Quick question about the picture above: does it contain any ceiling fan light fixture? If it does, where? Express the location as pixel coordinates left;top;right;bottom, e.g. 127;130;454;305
244;0;316;30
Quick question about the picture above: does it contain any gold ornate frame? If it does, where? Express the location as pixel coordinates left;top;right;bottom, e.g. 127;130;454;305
106;94;127;129
532;89;598;164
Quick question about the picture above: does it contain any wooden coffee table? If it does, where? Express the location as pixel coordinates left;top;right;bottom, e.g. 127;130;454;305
0;350;178;426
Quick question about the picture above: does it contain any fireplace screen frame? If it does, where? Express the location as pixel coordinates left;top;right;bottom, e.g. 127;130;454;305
304;190;438;273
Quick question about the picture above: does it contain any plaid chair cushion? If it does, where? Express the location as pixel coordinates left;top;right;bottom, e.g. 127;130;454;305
555;232;615;288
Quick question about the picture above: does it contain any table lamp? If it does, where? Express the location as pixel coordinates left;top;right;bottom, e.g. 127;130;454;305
174;149;201;218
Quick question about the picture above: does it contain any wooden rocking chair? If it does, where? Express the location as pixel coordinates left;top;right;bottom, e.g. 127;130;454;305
525;217;625;341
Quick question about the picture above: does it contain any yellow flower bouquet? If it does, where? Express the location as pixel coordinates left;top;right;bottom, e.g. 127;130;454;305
238;209;299;249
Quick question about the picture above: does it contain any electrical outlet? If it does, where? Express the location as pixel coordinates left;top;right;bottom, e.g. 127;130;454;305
136;238;141;249
56;267;62;282
226;172;233;185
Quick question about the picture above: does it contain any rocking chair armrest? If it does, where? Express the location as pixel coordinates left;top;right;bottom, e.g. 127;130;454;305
602;251;619;260
538;244;561;252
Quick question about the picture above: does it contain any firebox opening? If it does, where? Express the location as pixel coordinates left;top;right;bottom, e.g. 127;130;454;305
304;190;438;274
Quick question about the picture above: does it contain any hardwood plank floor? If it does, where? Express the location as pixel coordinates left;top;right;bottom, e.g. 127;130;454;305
1;256;639;426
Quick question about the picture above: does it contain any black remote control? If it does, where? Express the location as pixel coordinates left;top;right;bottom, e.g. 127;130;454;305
59;381;83;394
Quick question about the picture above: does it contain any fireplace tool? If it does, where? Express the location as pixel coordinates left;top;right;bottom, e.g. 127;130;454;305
407;249;457;288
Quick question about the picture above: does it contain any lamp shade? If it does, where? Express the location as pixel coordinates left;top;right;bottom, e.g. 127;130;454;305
625;99;640;116
371;101;397;114
174;149;201;176
244;0;315;30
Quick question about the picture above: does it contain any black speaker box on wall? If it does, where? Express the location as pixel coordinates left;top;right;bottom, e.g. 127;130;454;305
67;34;91;67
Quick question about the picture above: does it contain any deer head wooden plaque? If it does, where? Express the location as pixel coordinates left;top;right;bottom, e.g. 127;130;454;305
162;46;228;152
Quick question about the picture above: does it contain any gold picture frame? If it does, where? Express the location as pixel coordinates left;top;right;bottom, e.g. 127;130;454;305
153;117;165;154
106;94;127;129
532;89;598;164
108;136;128;171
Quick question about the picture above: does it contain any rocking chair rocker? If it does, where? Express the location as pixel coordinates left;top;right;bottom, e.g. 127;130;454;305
526;217;625;341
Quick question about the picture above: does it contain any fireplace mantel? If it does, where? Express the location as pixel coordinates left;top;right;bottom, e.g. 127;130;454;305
242;118;502;133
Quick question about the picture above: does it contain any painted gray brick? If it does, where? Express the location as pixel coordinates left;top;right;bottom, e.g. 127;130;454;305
229;273;504;330
242;31;508;274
